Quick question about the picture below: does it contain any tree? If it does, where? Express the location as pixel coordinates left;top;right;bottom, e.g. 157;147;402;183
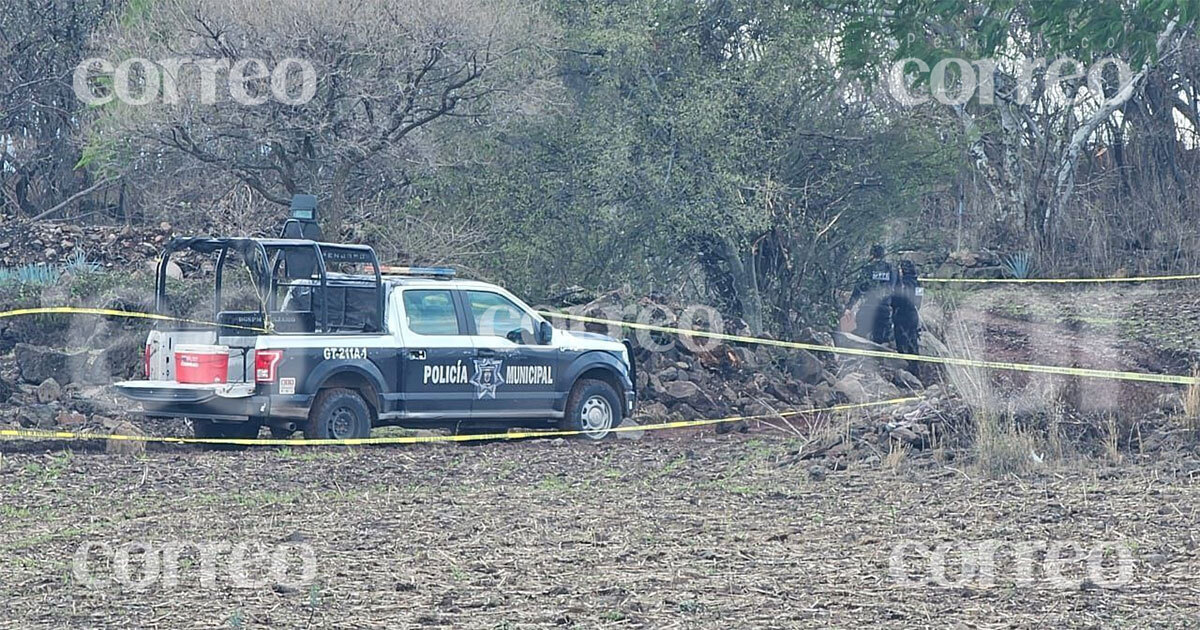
419;0;953;333
827;0;1197;245
0;0;117;218
83;0;552;229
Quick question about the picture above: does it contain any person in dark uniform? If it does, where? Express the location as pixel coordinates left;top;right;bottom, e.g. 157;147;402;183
846;244;895;344
891;258;922;375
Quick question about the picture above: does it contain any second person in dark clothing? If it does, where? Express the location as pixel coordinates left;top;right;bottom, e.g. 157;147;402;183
891;258;922;375
846;244;895;344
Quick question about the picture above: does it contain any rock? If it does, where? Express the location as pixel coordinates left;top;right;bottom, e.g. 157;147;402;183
949;250;979;267
933;263;960;279
742;400;775;417
55;410;86;426
145;259;183;280
18;405;56;429
919;331;950;359
810;383;837;407
106;421;146;456
834;374;870;403
635;368;649;392
899;250;938;267
35;378;62;404
963;266;1006;279
673;361;689;370
657;366;679;381
798;327;835;348
636;401;670;422
862;454;881;466
15;344;88;385
888;368;924;392
671;403;699;421
785;349;825;384
664;380;700;400
1143;553;1168;568
889;425;923;445
715;420;744;434
0;377;13;403
615;419;644;440
807;465;827;481
830;332;908;370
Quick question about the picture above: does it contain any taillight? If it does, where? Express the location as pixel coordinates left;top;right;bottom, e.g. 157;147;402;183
255;350;283;383
144;343;152;378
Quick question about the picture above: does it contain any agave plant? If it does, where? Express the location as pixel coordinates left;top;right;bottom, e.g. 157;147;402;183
11;261;62;285
0;251;101;289
1002;252;1034;279
62;250;101;275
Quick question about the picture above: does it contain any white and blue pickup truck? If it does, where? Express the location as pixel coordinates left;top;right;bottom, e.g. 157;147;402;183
114;237;636;442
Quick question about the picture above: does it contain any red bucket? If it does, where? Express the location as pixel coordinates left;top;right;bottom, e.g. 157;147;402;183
175;344;230;384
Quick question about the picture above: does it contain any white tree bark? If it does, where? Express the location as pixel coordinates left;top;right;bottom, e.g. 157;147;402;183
1043;17;1181;236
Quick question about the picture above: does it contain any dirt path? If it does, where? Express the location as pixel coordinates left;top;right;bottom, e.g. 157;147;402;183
1;437;1198;629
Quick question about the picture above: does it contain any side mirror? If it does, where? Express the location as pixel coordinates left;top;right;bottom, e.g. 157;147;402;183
536;321;553;345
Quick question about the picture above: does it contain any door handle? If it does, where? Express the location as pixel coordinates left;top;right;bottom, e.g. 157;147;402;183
476;348;497;358
408;350;426;360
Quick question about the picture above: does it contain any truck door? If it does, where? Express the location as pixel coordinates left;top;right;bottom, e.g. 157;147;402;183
397;288;475;418
460;289;563;418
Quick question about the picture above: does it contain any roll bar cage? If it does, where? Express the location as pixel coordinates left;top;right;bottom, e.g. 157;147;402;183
154;237;384;334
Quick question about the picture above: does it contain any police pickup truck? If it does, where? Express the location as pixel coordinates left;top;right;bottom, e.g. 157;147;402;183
114;236;636;442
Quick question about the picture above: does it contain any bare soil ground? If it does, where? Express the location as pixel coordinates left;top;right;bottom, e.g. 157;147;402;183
1;436;1199;629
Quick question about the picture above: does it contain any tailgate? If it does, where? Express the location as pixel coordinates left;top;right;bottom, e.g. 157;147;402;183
113;380;257;404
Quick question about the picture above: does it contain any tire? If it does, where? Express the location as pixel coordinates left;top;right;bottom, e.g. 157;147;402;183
559;379;622;441
305;388;372;440
191;419;261;451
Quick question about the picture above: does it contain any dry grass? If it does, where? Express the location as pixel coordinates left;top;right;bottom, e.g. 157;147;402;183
973;410;1045;477
883;441;909;474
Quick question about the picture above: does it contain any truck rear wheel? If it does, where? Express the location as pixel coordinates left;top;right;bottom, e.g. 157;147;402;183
305;388;372;441
191;419;261;450
559;379;622;440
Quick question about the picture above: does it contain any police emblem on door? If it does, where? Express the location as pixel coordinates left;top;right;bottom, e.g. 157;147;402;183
470;358;505;399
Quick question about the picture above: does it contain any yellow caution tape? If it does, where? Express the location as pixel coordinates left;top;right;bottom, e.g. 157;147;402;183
540;311;1198;386
0;306;268;333
919;273;1200;284
0;397;921;447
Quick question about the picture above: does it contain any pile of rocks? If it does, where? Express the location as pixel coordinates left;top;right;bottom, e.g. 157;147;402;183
778;386;973;477
0;341;134;430
560;293;960;453
0;219;176;268
923;249;1008;280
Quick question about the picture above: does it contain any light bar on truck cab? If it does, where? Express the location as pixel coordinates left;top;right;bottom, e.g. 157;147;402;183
376;265;457;279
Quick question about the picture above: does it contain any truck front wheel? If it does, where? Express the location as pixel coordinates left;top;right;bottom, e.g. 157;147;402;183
560;379;622;441
306;388;372;441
